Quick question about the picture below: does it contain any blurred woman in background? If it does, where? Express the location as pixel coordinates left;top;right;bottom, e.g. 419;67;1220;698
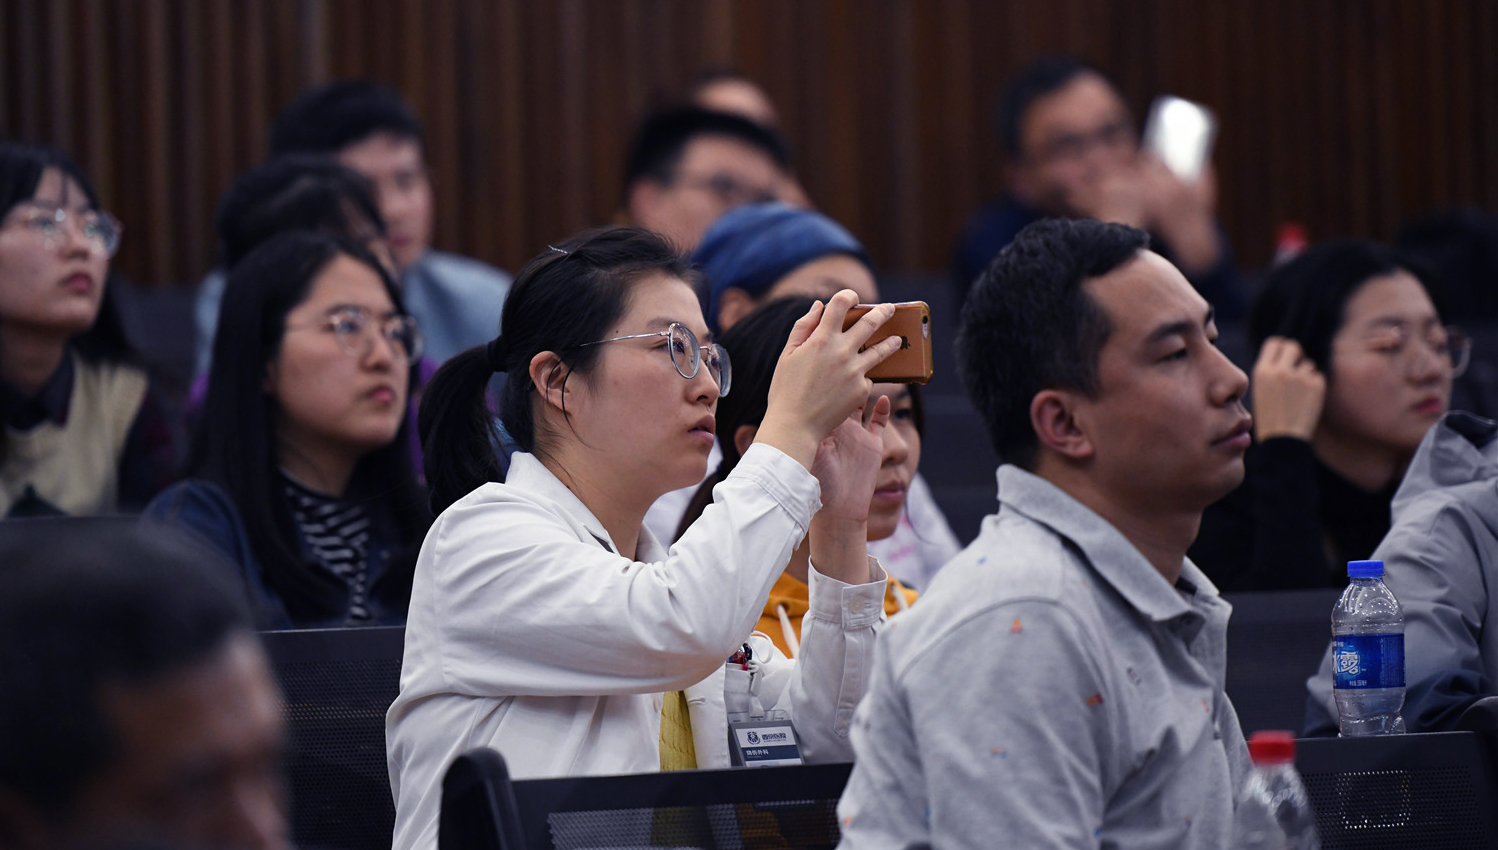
0;141;174;517
1190;239;1466;589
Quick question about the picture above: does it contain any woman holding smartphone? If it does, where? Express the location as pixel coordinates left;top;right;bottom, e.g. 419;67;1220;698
387;227;900;850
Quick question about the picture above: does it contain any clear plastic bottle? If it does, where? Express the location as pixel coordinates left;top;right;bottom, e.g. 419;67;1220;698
1234;731;1321;850
1331;559;1406;736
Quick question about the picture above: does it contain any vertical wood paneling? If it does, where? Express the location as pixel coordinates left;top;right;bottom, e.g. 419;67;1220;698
2;0;1495;287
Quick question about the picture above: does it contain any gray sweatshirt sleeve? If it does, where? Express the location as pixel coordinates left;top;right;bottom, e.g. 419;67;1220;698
1307;491;1494;734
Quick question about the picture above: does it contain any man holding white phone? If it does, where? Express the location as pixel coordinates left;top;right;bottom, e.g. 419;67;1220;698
953;56;1245;323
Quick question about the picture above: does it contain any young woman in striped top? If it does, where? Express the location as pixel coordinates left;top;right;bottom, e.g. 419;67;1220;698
146;231;430;628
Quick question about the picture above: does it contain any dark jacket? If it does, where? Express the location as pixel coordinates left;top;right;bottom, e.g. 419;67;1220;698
143;479;408;629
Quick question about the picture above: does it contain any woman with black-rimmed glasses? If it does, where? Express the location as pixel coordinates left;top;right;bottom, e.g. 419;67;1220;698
0;141;176;517
386;227;902;850
1191;238;1469;590
145;230;430;628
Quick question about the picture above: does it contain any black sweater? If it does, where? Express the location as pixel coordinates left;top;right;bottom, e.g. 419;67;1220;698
1189;437;1397;591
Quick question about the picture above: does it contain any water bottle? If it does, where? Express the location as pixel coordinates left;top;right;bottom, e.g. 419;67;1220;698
1234;731;1321;850
1331;560;1406;736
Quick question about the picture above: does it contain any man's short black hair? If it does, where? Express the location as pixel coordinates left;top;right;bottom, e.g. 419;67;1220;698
621;106;790;202
215;154;386;268
996;55;1114;160
269;79;424;156
0;518;255;819
956;217;1149;469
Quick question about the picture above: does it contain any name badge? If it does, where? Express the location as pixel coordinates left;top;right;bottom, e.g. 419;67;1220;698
728;719;802;767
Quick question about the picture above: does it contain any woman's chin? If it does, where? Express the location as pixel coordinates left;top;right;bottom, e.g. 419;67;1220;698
866;513;900;543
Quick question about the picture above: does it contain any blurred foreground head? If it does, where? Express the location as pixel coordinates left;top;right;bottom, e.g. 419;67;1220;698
0;519;288;850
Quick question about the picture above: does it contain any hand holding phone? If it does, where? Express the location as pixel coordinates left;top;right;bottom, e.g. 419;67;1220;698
841;301;933;384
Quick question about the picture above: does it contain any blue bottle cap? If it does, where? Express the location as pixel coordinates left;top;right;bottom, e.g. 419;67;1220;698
1347;559;1385;578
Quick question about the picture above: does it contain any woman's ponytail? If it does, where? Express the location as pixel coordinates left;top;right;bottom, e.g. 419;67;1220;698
419;346;505;515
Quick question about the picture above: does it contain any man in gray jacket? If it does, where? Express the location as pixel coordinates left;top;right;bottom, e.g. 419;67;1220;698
1306;410;1498;734
837;217;1254;849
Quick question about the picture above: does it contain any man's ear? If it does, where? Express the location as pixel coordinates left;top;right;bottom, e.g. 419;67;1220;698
1030;389;1094;461
529;351;571;414
716;288;757;334
733;423;758;458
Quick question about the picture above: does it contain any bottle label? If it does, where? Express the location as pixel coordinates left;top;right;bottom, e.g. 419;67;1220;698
1332;633;1405;689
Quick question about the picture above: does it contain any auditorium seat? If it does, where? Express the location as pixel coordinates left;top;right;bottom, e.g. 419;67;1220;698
262;625;406;850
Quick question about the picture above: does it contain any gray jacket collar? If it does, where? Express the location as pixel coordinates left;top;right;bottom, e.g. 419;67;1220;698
995;464;1221;627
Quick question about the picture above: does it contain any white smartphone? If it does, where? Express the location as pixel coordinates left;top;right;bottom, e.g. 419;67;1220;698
1141;95;1217;183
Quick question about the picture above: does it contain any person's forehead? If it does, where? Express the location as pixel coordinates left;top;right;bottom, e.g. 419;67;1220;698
336;131;425;176
28;168;91;209
768;254;878;302
678;133;780;177
619;272;709;336
1022;73;1131;145
297;255;395;311
1339;270;1438;328
1086;250;1206;340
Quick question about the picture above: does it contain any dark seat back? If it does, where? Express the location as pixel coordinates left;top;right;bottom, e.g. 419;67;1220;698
262;625;405;850
1297;731;1498;849
440;749;853;850
1223;589;1343;734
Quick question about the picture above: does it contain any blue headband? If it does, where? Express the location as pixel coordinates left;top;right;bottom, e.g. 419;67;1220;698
694;202;873;334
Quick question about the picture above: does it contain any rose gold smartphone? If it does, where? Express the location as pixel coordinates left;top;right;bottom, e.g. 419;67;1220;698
842;301;933;384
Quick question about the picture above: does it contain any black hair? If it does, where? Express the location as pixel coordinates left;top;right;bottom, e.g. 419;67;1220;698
419;227;698;515
956;217;1148;469
269;79;425;156
215;154;385;269
0;142;139;465
188;231;429;625
1249;239;1440;376
620;106;790;203
674;296;926;541
0;517;254;820
996;55;1115;160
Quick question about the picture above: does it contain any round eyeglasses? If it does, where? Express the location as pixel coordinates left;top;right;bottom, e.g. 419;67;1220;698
288;306;424;364
1357;323;1471;379
576;322;732;397
7;203;123;258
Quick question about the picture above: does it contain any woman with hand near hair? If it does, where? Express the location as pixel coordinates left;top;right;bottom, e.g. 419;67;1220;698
1190;239;1466;590
146;231;429;628
0;141;175;517
387;227;902;850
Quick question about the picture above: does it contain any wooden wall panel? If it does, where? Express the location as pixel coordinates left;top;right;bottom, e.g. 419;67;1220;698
2;0;1495;289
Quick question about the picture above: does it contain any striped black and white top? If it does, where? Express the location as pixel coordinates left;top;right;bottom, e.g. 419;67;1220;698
282;473;373;624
